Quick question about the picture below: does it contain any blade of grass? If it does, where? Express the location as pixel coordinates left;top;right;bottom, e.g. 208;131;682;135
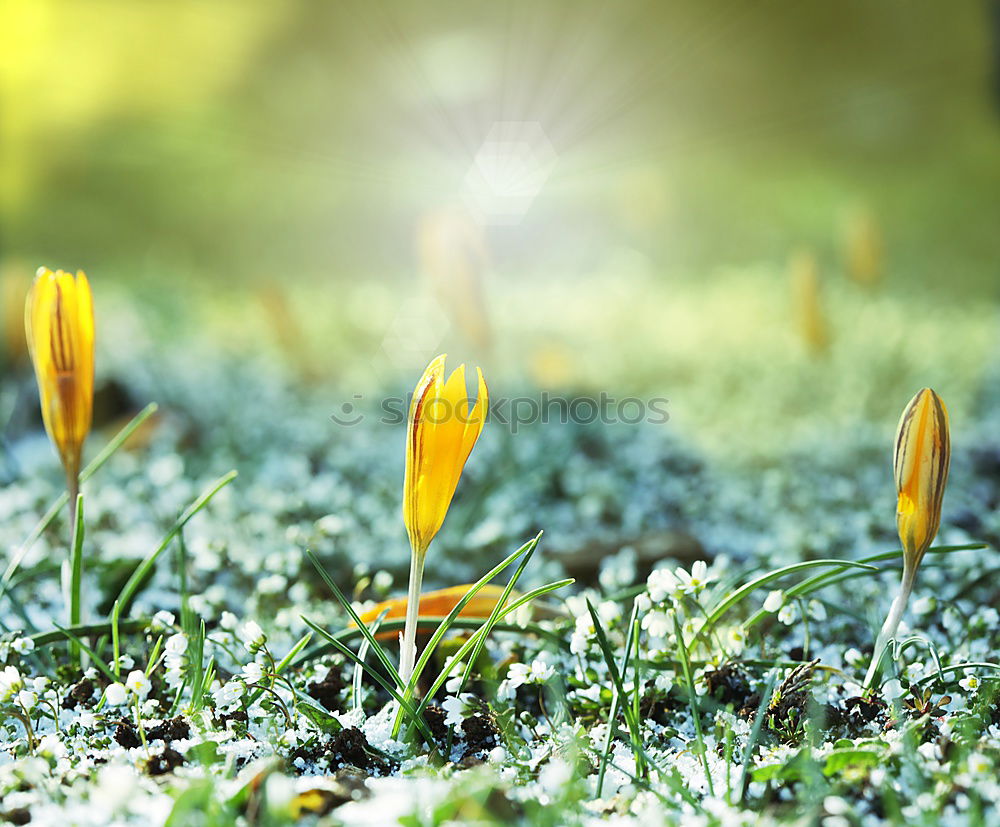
596;599;641;796
739;668;780;802
305;549;405;692
300;616;437;747
673;609;714;796
404;533;542;702
53;624;118;683
31;617;148;649
245;631;312;708
69;494;85;666
743;544;986;632
586;598;647;780
115;471;237;614
1;403;159;601
408;579;574;734
691;559;878;647
293;617;566;667
355;612;388;713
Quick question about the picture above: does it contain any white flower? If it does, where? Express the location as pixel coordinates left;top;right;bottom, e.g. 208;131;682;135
882;679;906;701
968;753;991;775
105;683;128;706
641;610;672;639
241;621;266;650
125;670;151;699
220;611;238;631
212;680;245;712
11;637;34;655
165;633;189;656
529;660;555;683
675;561;712;596
912;595;936;615
17;690;36;710
151;610;176;630
117;654;135;671
726;626;746;655
0;666;23;699
242;662;265;683
777;603;799;625
442;694;472;728
959;675;981;694
141;698;159;716
807;600;827;621
763;590;784;613
647;568;681;603
843;647;864;667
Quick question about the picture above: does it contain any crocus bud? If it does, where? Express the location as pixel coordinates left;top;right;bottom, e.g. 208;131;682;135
893;387;950;572
24;268;95;483
403;354;488;557
789;249;829;354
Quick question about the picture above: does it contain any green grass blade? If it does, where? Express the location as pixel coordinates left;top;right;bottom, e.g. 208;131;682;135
673;609;714;796
69;494;85;664
585;598;647;777
0;403;159;600
408;579;574;733
692;559;878;647
597;600;641;796
300;615;437;747
742;544;984;633
115;470;237;614
305;549;405;691
406;533;541;699
53;624;118;683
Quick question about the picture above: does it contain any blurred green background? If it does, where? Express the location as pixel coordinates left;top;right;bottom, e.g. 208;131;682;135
2;0;998;458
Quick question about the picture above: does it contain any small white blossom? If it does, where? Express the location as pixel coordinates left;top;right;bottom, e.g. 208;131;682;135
125;670;151;699
165;633;188;656
11;637;34;655
807;600;827;621
220;611;238;631
777;603;799;625
105;683;128;706
212;680;245;712
0;666;23;699
241;621;266;650
959;675;981;694
17;690;36;710
151;610;176;630
641;610;672;639
763;590;784;612
242;662;265;683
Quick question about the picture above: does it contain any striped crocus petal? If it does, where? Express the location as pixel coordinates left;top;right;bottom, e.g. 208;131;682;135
24;267;95;480
893;387;950;570
355;584;512;640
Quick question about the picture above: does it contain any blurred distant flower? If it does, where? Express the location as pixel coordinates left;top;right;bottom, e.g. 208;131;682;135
864;388;950;690
843;208;883;287
416;207;492;353
789;249;829;354
398;354;488;683
24;267;95;494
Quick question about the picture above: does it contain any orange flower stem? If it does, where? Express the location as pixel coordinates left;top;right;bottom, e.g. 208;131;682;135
398;548;426;688
863;562;917;691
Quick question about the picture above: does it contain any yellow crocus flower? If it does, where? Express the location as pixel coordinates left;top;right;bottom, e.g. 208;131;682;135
864;387;950;689
398;353;488;682
24;267;95;490
893;388;950;571
403;354;488;556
